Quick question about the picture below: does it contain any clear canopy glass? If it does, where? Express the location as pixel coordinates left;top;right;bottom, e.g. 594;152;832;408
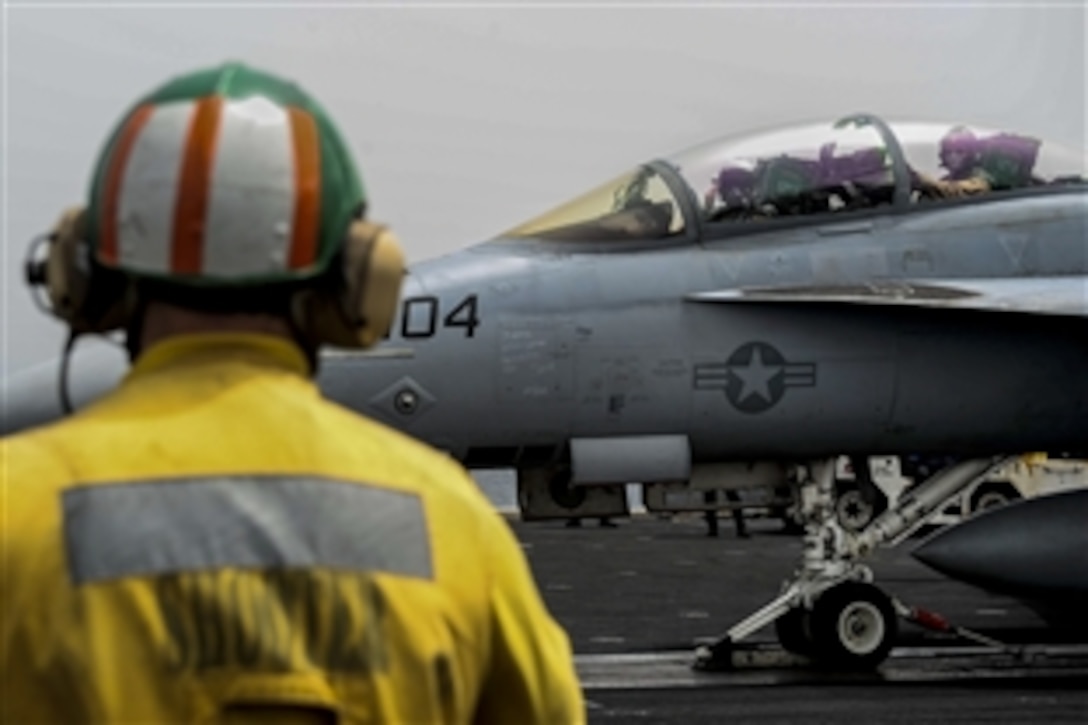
502;115;1086;242
503;166;686;242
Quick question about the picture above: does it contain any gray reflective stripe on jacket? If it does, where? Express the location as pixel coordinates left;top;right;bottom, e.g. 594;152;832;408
62;475;432;585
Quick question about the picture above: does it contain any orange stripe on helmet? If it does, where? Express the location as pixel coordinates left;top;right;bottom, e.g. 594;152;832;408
99;104;155;265
171;96;224;274
287;107;321;269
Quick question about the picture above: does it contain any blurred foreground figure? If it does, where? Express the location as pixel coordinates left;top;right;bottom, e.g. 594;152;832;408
1;62;583;724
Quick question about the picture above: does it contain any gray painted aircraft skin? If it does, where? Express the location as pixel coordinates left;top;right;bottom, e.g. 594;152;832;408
5;115;1088;473
327;201;1088;465
315;115;1088;473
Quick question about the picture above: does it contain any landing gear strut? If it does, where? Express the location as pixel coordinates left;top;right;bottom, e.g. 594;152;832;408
694;455;1012;671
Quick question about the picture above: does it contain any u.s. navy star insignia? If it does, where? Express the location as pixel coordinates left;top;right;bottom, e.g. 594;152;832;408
693;342;817;413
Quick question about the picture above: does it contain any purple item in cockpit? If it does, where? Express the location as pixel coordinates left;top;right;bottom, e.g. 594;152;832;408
715;165;758;202
819;143;890;187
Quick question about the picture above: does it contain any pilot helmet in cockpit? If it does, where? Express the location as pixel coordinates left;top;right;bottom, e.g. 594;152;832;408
939;126;983;180
712;163;758;208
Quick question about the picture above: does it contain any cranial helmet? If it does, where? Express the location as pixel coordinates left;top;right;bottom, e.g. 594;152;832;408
715;163;757;202
939;126;981;170
28;61;405;350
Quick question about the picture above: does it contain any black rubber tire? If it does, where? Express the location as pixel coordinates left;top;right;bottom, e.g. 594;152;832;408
809;581;898;670
774;607;814;656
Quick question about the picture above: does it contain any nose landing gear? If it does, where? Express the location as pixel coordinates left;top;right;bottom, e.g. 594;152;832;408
695;455;1011;671
810;581;898;668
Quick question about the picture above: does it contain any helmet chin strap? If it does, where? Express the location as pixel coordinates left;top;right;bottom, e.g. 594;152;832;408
286;294;321;377
58;327;129;417
124;295;149;364
58;331;79;415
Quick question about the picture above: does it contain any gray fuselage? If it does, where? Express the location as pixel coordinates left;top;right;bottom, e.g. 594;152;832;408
319;191;1088;467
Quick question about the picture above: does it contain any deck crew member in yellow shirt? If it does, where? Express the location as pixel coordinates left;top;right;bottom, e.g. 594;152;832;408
1;61;584;724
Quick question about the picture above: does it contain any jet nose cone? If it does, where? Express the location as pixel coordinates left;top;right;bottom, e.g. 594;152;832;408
912;489;1088;596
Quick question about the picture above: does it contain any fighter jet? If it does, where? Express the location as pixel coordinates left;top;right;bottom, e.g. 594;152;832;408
5;113;1087;668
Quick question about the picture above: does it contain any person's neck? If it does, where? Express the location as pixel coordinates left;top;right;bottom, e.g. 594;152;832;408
138;300;296;352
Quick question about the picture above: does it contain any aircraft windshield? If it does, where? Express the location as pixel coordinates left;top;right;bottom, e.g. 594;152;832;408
502;165;685;242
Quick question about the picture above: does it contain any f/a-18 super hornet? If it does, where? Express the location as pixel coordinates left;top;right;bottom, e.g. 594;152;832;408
5;113;1087;669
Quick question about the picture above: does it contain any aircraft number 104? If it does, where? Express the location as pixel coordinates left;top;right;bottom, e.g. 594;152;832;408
388;294;480;340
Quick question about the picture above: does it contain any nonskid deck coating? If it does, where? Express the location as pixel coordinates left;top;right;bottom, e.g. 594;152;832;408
507;514;1088;724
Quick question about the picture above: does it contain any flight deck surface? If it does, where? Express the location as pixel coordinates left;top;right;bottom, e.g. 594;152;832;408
508;514;1088;724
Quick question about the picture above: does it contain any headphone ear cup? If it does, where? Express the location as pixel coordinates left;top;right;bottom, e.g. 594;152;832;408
292;220;405;349
345;220;406;348
45;206;92;326
43;206;130;334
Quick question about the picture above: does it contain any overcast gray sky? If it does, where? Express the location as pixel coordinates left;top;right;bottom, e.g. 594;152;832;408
2;1;1085;377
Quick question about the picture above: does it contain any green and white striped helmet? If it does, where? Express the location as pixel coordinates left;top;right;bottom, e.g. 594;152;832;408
86;61;364;286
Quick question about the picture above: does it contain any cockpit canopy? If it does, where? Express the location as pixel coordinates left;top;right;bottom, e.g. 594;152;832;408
502;165;687;243
503;114;1087;243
